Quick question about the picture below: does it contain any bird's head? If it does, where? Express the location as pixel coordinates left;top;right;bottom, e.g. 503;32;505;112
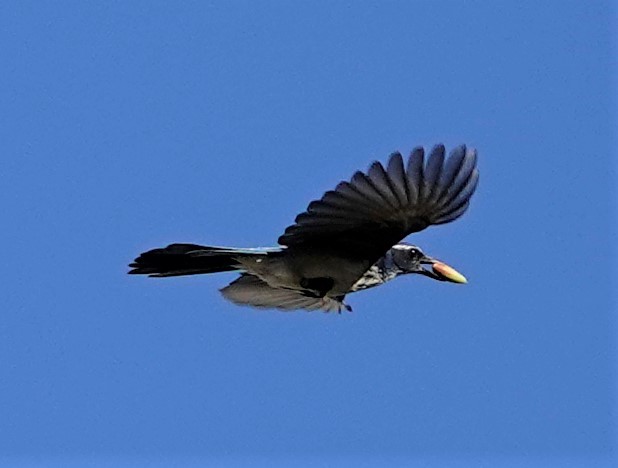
391;243;467;284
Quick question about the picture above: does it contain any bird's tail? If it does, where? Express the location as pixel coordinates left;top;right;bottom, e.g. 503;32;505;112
128;243;273;277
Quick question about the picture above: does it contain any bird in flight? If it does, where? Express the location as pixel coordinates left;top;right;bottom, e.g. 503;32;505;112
129;144;479;313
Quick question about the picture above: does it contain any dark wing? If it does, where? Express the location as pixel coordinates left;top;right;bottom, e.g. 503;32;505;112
278;144;479;261
220;274;349;313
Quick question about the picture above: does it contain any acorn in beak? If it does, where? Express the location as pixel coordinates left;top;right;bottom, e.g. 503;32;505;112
418;255;468;284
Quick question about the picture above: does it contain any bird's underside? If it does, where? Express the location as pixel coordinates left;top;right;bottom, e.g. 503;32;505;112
220;273;352;313
129;144;479;313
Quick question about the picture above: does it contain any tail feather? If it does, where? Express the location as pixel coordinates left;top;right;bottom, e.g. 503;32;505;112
129;243;245;277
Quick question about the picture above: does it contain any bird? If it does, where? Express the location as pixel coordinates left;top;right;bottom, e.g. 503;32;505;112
129;144;479;313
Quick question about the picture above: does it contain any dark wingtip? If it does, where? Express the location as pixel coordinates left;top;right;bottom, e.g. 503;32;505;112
127;266;153;275
368;160;386;173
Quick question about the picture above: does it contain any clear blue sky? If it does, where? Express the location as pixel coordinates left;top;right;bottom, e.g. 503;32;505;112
0;1;615;467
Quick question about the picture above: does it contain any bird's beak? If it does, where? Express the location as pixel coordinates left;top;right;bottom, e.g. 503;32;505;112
419;256;468;284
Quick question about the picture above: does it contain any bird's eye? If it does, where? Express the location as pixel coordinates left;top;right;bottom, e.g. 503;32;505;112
409;248;421;259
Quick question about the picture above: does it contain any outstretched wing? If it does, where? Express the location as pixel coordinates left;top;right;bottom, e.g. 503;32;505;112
220;274;349;313
278;144;479;261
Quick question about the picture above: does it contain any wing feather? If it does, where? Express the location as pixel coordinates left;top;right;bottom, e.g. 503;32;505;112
406;147;424;206
437;147;477;208
220;274;348;313
350;171;397;209
422;144;445;202
436;145;466;201
386;152;410;206
367;161;401;207
434;200;471;225
278;144;479;262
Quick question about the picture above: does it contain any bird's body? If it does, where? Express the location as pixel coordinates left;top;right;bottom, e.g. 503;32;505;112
230;243;413;296
236;248;370;295
129;144;479;313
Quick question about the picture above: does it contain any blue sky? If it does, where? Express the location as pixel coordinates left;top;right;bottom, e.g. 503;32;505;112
0;1;615;467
